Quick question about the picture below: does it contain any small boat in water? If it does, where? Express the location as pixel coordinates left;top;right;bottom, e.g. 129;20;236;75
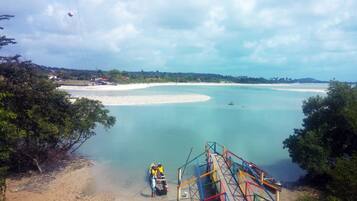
228;101;234;106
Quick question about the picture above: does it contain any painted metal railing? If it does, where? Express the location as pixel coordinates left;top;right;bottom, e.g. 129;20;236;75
177;142;281;201
205;142;281;201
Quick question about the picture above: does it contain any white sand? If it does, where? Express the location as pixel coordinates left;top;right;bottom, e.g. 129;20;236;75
59;82;328;92
58;82;297;91
61;82;327;106
60;83;157;91
271;88;327;93
73;94;211;106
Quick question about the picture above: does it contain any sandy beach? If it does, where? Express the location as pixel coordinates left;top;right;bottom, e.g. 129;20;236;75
60;82;326;105
5;158;176;201
73;94;211;106
59;82;327;93
5;158;312;201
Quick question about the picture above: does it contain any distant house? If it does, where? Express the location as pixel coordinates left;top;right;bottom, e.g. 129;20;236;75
48;74;58;80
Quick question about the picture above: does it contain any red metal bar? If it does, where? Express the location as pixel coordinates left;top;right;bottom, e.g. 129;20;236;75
220;180;225;201
245;180;265;189
204;192;227;201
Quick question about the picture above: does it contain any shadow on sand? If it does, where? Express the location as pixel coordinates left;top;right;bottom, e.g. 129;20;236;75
260;159;305;186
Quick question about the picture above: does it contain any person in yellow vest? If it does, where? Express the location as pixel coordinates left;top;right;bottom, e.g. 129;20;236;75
150;165;158;197
157;163;168;192
157;163;164;176
151;165;158;177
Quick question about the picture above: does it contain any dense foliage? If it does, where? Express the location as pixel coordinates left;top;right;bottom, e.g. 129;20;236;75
33;65;327;85
0;61;116;171
0;14;16;201
0;15;115;200
283;82;357;201
75;69;326;84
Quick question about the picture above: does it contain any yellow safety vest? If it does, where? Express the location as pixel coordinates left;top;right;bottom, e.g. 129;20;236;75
158;166;164;174
151;168;157;176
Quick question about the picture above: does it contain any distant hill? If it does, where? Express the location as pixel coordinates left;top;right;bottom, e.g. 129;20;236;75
31;64;329;85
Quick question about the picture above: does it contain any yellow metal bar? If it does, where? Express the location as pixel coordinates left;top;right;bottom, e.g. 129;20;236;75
240;170;281;191
178;169;217;188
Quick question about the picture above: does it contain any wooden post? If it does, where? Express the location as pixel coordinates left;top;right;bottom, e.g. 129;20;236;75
276;190;280;201
177;168;182;201
260;172;264;184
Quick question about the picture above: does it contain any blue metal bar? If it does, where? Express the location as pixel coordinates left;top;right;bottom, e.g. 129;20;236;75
195;164;205;200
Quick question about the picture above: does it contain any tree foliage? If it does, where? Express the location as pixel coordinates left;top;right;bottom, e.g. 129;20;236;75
0;61;115;172
283;82;357;200
0;16;115;200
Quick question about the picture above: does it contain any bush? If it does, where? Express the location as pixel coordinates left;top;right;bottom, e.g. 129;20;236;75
327;153;357;200
283;82;357;200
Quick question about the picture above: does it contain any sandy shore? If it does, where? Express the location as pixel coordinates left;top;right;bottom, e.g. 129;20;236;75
59;82;327;93
5;158;176;201
60;82;326;105
5;158;313;201
271;88;326;93
74;94;211;106
58;83;290;91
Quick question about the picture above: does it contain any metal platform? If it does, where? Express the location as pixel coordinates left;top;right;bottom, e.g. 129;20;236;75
177;142;281;201
210;153;246;201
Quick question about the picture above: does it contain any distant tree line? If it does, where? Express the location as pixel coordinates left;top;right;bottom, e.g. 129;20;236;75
284;82;357;201
34;65;329;85
0;15;116;200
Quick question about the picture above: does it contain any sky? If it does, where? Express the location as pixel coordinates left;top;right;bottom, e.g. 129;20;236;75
0;0;357;81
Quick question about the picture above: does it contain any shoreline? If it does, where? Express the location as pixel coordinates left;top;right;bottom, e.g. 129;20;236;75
59;82;328;93
5;157;314;201
60;82;326;106
5;157;176;201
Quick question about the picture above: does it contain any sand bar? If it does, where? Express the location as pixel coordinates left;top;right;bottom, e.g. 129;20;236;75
73;94;211;105
271;88;327;93
59;82;328;93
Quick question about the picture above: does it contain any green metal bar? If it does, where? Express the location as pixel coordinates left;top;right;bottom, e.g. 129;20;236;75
178;151;206;169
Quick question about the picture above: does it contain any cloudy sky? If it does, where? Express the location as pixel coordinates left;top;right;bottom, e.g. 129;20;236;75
1;0;357;81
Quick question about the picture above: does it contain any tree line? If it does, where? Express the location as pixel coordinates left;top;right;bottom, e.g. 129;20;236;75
33;66;328;84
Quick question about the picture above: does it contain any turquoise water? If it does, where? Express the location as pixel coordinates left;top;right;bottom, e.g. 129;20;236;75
75;85;326;185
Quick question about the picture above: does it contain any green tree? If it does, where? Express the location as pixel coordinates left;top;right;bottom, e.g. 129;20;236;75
0;61;116;172
327;153;357;201
0;15;116;200
283;82;357;200
106;69;129;83
0;14;17;200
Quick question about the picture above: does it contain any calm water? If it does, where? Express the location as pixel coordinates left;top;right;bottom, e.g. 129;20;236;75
74;84;326;186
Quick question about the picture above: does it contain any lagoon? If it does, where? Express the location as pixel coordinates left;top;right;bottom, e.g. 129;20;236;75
68;84;327;191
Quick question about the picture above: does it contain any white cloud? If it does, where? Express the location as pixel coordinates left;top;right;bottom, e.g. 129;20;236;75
233;0;256;14
101;24;139;52
1;0;357;80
